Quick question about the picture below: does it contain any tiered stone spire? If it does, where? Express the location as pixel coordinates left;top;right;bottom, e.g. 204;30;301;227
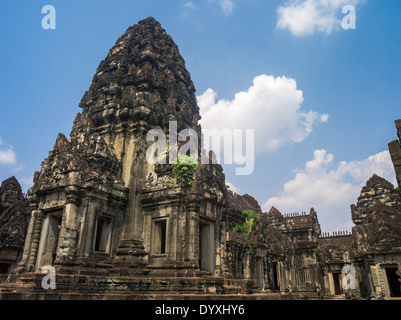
79;17;201;135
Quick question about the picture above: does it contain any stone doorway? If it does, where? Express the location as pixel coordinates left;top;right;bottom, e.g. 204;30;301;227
272;262;280;291
385;266;401;298
199;221;215;273
36;211;62;268
332;272;342;295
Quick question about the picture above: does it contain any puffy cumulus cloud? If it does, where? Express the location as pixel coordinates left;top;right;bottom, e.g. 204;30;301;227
0;137;16;165
276;0;363;36
0;149;16;165
198;75;328;156
262;149;397;232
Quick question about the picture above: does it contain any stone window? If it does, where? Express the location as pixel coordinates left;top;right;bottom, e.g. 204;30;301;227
0;262;11;274
299;267;311;283
94;216;112;253
297;232;307;241
152;219;167;255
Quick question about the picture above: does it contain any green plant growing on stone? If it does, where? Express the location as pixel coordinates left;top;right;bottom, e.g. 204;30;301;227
313;245;321;257
247;244;255;253
232;210;262;240
171;154;199;186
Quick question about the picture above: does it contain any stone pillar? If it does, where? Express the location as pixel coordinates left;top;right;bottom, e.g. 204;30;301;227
54;187;81;263
16;210;38;273
280;259;288;293
119;134;144;239
115;133;149;266
184;208;199;267
76;199;90;258
370;265;382;299
168;205;181;264
56;202;79;263
321;265;330;296
263;257;272;292
328;272;335;296
366;257;378;299
214;223;223;276
26;210;44;272
82;201;97;257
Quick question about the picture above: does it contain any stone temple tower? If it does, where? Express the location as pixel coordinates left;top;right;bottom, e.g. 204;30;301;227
77;16;206;272
16;17;229;278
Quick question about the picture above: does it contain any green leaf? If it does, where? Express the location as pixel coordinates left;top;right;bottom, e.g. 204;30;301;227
171;154;199;186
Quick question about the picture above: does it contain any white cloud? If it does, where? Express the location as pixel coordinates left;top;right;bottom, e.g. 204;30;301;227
220;0;235;14
0;137;18;165
198;74;328;157
19;176;33;187
262;149;397;232
184;1;197;10
0;147;16;165
277;0;362;36
208;0;235;15
12;163;25;173
180;1;197;18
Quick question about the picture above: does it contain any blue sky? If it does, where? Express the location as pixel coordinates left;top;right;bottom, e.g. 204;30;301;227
0;0;400;232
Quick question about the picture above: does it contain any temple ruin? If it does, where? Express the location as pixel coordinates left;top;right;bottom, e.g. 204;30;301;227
0;177;30;277
0;17;400;300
